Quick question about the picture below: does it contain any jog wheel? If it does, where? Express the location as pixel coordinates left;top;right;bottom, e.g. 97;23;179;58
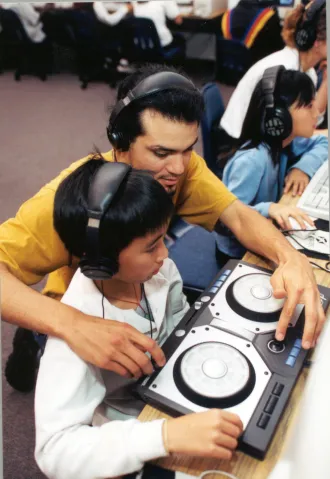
226;273;285;322
174;342;255;408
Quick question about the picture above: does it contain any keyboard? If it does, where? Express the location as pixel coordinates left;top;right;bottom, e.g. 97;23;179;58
297;162;329;221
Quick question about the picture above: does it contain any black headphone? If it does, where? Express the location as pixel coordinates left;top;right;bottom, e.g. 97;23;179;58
260;65;293;142
107;71;197;150
295;0;325;52
79;162;132;280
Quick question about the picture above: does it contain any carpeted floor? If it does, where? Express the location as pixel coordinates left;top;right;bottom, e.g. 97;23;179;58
0;67;233;478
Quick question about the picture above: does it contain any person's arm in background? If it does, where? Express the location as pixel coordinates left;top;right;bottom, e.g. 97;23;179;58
13;3;41;26
163;0;182;25
222;150;312;228
92;1;132;27
283;134;328;196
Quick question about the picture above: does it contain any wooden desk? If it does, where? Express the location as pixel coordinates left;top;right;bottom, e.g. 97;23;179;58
138;191;330;478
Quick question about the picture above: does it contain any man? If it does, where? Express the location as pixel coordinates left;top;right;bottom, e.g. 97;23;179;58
0;65;325;392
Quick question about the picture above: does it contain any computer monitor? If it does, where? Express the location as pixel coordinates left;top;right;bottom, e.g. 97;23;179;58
268;318;330;479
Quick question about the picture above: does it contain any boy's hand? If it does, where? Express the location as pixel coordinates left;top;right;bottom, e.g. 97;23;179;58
63;311;166;378
284;168;310;196
166;409;243;459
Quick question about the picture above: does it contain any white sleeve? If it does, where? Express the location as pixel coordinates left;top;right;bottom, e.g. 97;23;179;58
163;0;180;20
93;1;128;26
165;258;190;328
35;336;167;479
14;3;40;26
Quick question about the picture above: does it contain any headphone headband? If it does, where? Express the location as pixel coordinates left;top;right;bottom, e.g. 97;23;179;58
261;65;284;110
304;0;325;23
108;71;197;144
87;162;131;221
295;0;325;51
260;65;292;141
80;162;132;280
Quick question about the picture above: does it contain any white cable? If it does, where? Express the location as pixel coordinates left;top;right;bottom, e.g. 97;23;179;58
199;470;240;479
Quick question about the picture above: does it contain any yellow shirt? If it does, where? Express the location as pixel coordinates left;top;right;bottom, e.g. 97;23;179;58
0;150;236;299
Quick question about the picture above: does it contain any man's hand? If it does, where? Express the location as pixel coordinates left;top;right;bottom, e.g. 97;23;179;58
270;252;326;349
284;168;310;196
219;202;326;348
63;311;166;378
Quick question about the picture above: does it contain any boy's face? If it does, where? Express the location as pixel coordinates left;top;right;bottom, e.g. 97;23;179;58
117;109;199;197
115;225;169;283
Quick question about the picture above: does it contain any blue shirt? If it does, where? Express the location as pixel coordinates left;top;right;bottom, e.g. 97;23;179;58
215;135;328;257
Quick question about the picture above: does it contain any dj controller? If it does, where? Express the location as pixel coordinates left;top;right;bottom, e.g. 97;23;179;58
136;260;330;459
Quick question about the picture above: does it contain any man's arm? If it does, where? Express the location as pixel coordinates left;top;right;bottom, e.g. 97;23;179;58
218;201;326;349
0;263;165;376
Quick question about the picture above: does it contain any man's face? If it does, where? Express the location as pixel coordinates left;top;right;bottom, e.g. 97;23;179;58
117;109;199;195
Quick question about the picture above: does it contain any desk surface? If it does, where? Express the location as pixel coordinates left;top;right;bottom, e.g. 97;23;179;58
138;189;330;478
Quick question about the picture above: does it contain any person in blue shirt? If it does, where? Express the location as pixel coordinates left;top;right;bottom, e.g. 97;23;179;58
214;67;328;262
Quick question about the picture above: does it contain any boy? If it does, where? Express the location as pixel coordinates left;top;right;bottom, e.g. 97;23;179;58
35;158;243;478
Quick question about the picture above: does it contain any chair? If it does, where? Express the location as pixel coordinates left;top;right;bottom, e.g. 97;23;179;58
215;36;252;86
0;8;51;81
166;216;221;304
200;82;225;178
120;17;185;66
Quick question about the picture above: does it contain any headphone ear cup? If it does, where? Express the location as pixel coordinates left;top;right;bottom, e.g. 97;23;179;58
107;126;127;151
295;25;316;51
79;256;118;280
107;125;118;148
262;107;292;142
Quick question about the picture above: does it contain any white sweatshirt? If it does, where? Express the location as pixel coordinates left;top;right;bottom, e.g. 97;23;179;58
93;1;129;26
133;1;180;47
3;3;46;43
35;258;189;479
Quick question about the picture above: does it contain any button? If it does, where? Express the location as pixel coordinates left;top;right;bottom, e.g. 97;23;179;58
268;339;285;354
214;280;223;287
294;339;302;349
201;295;211;303
219;275;227;281
257;413;270;429
251;285;272;300
194;301;202;310
209;287;218;294
264;395;279;414
286;356;296;367
272;382;284;396
290;347;300;358
175;329;186;337
223;269;231;276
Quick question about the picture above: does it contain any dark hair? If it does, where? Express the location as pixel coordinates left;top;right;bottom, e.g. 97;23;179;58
282;1;326;48
108;64;204;151
54;157;174;272
219;69;315;167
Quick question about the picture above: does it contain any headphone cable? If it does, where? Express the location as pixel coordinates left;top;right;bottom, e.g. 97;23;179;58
101;280;105;319
141;283;154;340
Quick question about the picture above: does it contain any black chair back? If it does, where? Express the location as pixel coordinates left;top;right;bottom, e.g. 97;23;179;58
121;17;163;63
0;8;30;44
